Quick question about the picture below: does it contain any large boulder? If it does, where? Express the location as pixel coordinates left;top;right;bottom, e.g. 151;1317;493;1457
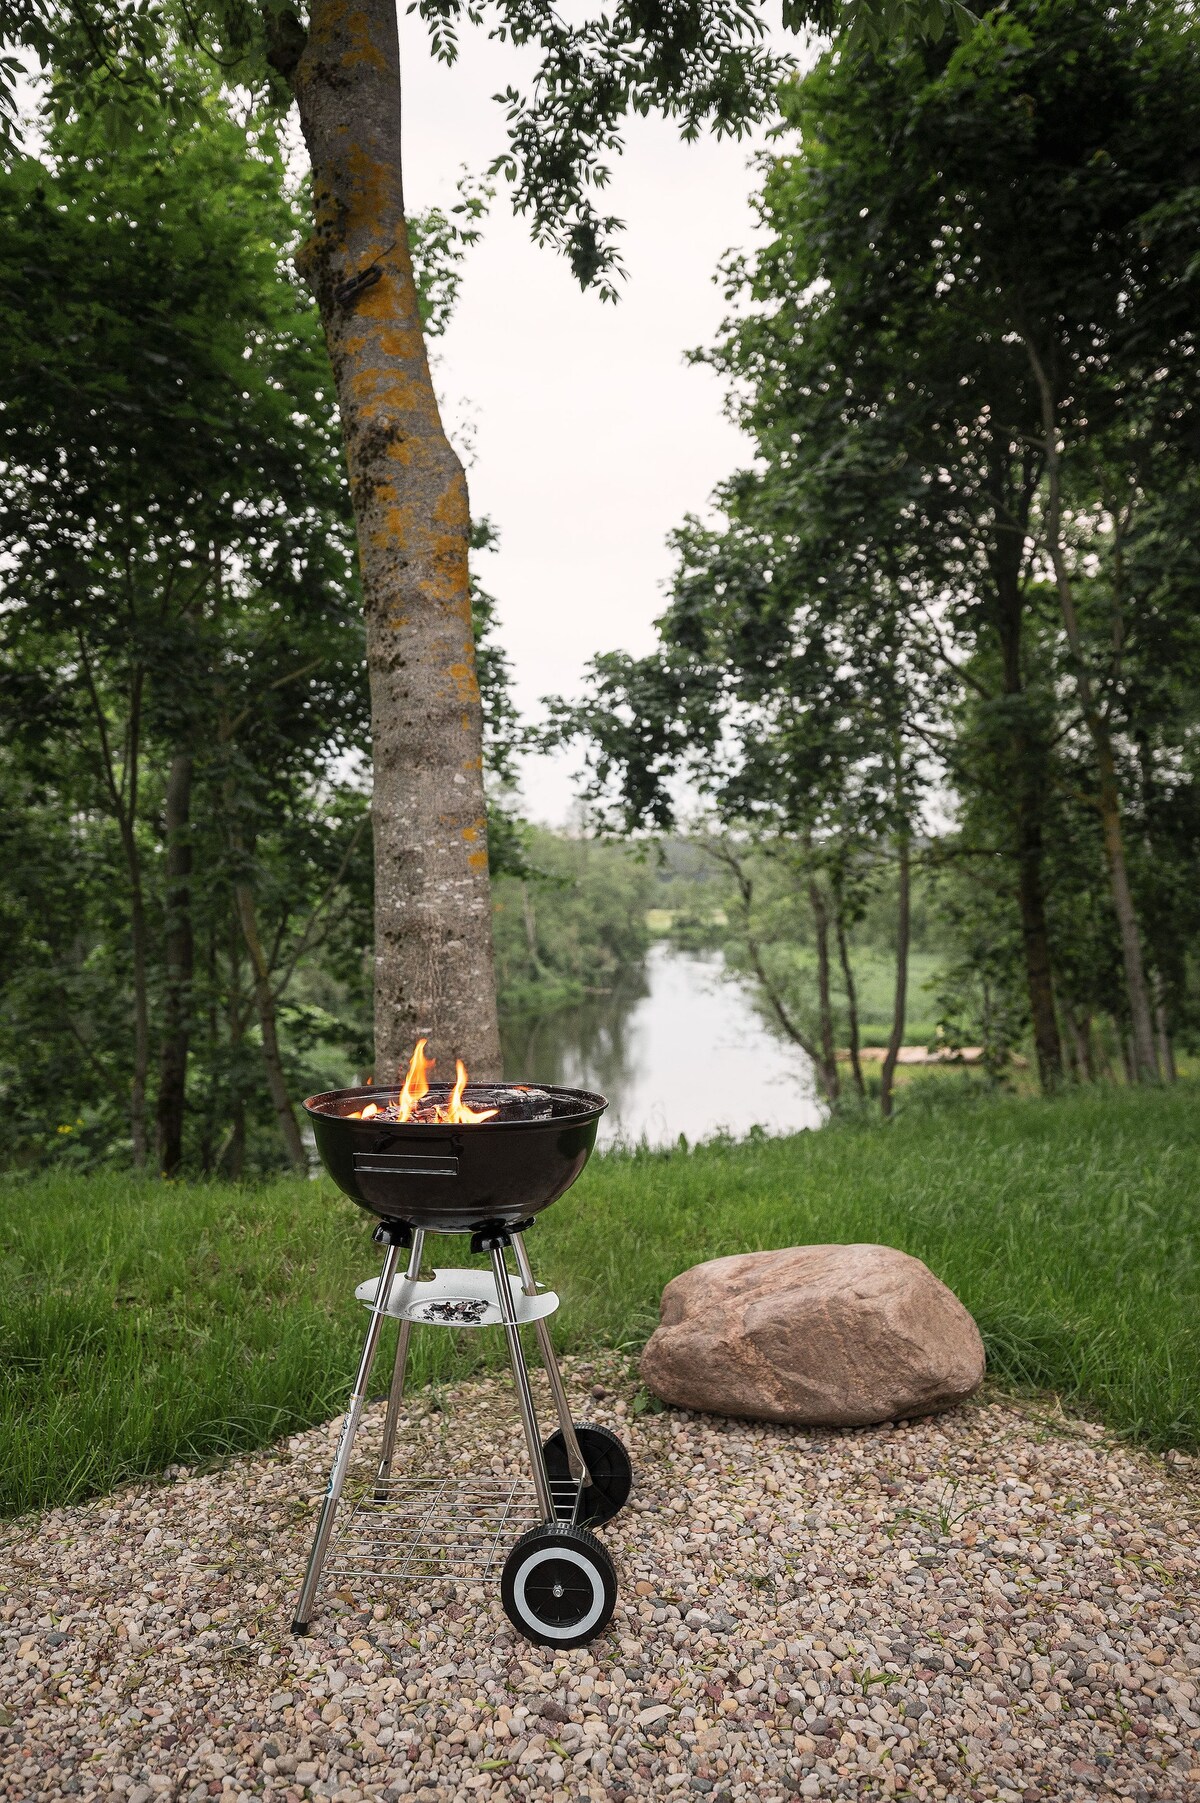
640;1244;985;1427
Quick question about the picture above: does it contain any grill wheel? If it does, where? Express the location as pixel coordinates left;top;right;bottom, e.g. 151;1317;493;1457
542;1421;633;1526
500;1522;618;1647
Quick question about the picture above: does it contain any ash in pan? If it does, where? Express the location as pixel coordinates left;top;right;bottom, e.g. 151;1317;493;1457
418;1298;491;1324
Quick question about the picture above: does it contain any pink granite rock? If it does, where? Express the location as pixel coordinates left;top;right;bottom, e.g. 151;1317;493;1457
640;1243;985;1426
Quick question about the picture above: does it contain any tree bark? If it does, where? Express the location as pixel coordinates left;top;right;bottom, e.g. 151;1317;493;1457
1022;337;1158;1081
281;0;501;1087
879;831;910;1120
156;752;194;1175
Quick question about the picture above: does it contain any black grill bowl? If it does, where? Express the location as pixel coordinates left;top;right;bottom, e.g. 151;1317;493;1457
303;1083;608;1234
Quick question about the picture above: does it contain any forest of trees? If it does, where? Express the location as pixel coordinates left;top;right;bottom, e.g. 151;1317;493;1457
2;0;1198;1170
0;92;516;1174
555;0;1200;1111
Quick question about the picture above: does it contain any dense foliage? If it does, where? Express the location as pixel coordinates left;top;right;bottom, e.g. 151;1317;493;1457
0;0;969;292
0;96;516;1175
556;0;1200;1102
492;828;658;1015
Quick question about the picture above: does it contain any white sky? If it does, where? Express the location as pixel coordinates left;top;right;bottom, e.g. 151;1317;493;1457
398;13;801;824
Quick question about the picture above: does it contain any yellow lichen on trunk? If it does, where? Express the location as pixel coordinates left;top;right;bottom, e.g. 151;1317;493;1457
289;0;502;1081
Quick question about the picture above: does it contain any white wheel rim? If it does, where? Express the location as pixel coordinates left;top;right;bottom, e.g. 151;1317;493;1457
513;1545;606;1640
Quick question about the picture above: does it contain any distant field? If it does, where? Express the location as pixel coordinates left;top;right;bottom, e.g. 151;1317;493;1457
845;947;945;1046
2;1081;1197;1516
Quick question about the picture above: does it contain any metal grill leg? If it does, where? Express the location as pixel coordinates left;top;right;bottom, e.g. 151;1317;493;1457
511;1231;590;1485
488;1241;556;1523
292;1241;401;1634
374;1230;425;1500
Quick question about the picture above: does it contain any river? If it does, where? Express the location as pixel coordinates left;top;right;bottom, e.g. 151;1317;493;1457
500;942;823;1149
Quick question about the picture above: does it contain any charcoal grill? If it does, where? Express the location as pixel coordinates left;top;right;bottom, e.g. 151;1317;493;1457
291;1079;632;1648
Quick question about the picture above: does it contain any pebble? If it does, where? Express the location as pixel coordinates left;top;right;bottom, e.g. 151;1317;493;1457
1;1352;1198;1803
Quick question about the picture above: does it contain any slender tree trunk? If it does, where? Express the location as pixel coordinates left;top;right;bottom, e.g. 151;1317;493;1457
1135;740;1176;1087
276;0;501;1085
807;876;840;1104
1069;1012;1094;1083
880;832;911;1120
1013;813;1062;1091
1094;736;1158;1078
156;752;194;1175
226;912;246;1179
521;882;543;976
77;638;150;1164
992;536;1063;1091
1093;1019;1117;1084
199;916;218;1174
122;820;151;1169
711;841;838;1104
1154;984;1176;1083
1121;1033;1135;1086
833;905;865;1100
1023;339;1158;1081
233;876;309;1173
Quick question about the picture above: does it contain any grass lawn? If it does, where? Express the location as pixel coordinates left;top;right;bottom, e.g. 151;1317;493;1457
2;1081;1197;1517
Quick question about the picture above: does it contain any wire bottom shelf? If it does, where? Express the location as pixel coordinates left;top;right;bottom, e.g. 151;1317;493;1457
325;1472;584;1590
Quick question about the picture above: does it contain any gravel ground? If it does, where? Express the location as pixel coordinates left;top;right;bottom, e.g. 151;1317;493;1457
2;1349;1198;1803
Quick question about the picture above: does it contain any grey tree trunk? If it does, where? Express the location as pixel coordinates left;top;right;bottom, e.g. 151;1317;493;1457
156;752;194;1175
834;905;865;1100
77;639;149;1165
275;0;502;1087
990;468;1063;1092
879;831;910;1120
1023;340;1158;1081
233;876;309;1174
807;876;840;1104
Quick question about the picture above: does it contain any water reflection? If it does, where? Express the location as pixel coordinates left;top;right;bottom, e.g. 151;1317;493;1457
500;942;823;1148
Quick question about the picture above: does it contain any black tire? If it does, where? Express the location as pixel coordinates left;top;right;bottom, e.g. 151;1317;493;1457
542;1422;633;1526
500;1522;618;1648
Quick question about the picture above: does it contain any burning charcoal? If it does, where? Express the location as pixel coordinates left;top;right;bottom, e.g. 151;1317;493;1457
467;1086;555;1121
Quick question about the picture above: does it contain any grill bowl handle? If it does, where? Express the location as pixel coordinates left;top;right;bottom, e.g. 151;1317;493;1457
353;1152;460;1179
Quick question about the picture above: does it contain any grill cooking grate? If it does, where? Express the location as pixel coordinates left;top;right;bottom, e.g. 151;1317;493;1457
324;1473;583;1588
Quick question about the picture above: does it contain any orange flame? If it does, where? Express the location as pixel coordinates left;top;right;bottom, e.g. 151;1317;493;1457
442;1058;499;1123
396;1036;433;1122
348;1038;497;1124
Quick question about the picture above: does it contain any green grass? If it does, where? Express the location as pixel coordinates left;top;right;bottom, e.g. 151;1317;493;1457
745;943;947;1045
2;1080;1198;1517
848;947;945;1045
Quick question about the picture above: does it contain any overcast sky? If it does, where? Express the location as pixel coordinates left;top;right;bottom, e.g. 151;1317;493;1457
397;13;799;824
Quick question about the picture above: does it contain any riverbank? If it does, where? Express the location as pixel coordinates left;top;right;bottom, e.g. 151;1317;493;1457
1;1082;1198;1516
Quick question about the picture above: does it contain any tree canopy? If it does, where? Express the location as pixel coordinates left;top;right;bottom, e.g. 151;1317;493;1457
553;0;1200;1097
4;0;971;290
0;86;519;1171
